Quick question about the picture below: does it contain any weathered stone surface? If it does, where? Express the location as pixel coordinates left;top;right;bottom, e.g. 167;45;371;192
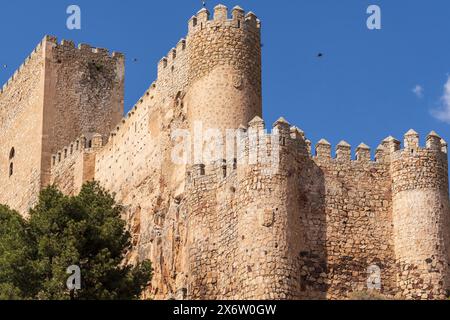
1;5;449;301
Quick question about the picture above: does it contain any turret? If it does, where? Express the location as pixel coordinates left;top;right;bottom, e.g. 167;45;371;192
273;117;291;148
184;6;263;299
391;130;450;299
315;139;331;159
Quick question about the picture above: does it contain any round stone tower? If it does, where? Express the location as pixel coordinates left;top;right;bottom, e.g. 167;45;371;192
390;130;450;299
185;5;262;162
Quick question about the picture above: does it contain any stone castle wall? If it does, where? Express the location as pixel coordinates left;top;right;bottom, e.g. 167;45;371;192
42;36;124;152
180;120;449;300
0;38;45;214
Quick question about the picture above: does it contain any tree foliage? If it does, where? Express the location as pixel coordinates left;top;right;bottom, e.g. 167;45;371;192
0;182;152;300
0;205;37;299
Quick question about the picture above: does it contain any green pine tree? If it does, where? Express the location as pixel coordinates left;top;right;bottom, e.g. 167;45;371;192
0;182;152;300
0;205;37;299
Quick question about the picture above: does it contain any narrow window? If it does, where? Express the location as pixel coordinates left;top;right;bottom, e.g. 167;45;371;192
9;148;15;177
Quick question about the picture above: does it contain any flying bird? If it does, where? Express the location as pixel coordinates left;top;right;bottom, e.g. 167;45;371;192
317;53;324;58
2;64;6;68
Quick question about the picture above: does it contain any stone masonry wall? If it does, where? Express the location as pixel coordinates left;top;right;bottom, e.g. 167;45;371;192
0;39;45;214
185;6;262;139
44;5;450;299
308;141;397;299
0;34;125;214
50;137;98;196
183;118;402;300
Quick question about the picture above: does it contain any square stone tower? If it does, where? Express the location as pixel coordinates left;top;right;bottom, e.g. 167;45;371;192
0;35;124;214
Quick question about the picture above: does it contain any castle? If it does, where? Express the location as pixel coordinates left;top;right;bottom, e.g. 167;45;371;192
1;5;449;300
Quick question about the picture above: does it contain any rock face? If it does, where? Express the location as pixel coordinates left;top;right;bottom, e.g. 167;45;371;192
1;5;449;300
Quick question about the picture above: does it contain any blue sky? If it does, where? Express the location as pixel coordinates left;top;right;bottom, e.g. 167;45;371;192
1;0;450;155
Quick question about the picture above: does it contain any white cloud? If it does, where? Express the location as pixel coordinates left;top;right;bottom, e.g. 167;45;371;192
412;85;424;98
431;76;450;124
